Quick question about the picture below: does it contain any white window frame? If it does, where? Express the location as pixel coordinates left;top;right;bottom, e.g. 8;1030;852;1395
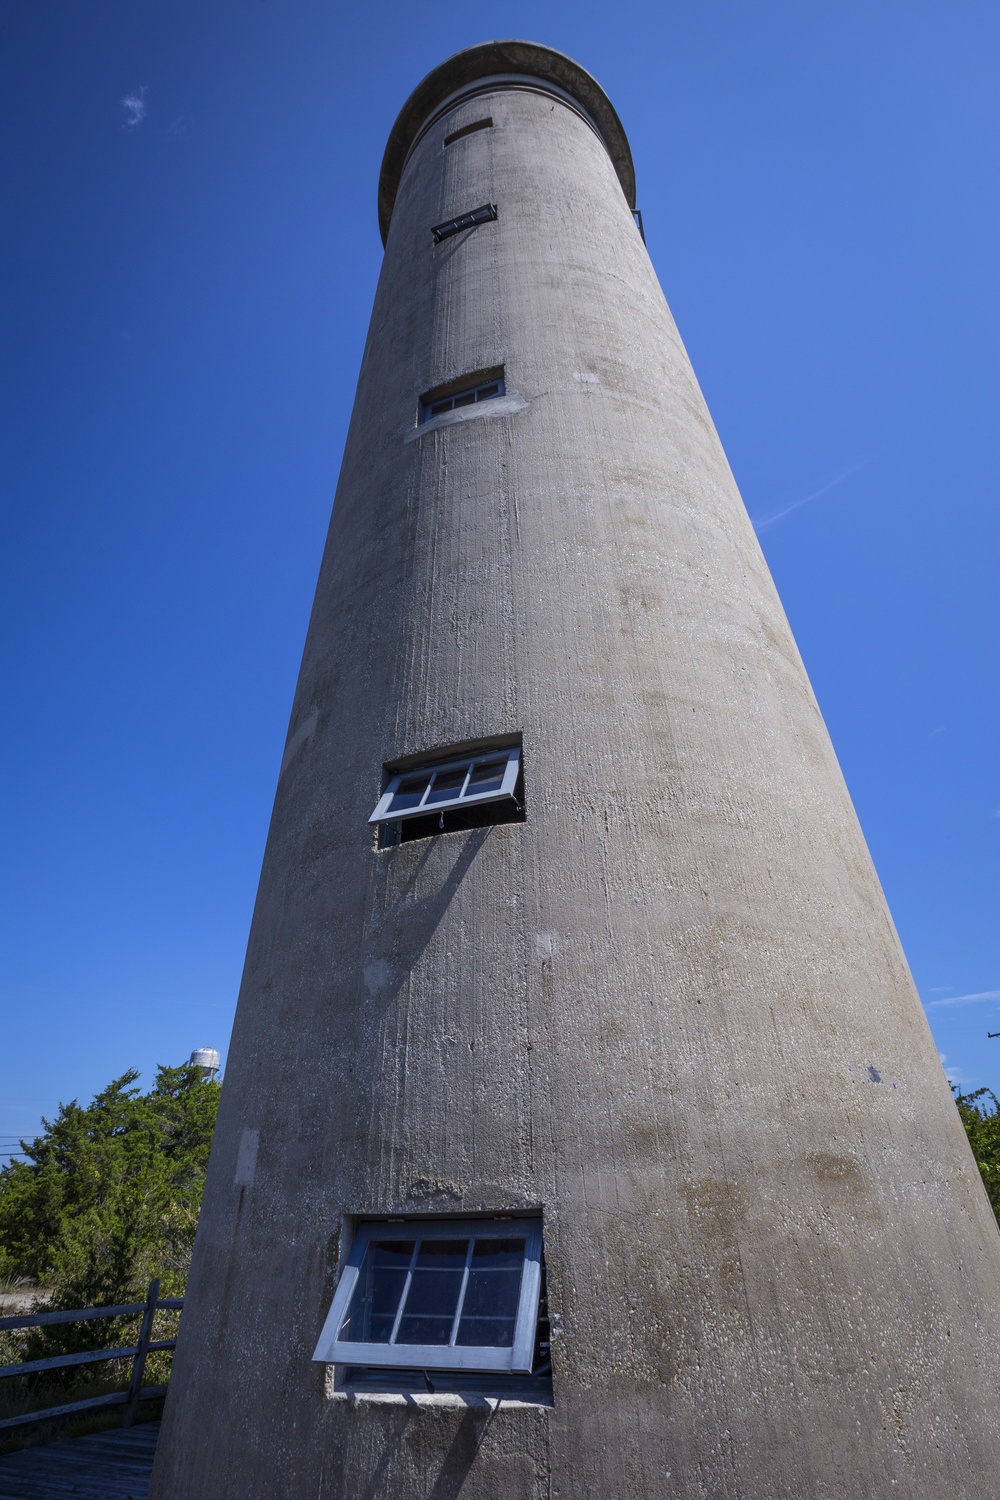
420;374;505;423
312;1217;543;1374
369;745;521;826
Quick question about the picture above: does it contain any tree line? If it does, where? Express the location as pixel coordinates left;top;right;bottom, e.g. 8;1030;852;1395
0;1063;219;1312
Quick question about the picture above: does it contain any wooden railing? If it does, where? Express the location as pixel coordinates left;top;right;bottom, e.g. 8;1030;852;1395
0;1277;181;1431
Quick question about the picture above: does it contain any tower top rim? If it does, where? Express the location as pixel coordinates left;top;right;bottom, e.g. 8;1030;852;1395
378;40;636;246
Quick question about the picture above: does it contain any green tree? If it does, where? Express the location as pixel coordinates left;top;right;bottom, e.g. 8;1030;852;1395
954;1085;1000;1223
0;1063;220;1309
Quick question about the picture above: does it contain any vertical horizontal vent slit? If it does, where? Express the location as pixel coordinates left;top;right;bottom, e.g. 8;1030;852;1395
443;117;493;147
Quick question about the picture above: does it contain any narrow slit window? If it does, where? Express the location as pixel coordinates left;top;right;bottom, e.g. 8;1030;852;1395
371;745;521;828
443;117;493;147
431;202;497;244
421;374;505;423
312;1217;543;1375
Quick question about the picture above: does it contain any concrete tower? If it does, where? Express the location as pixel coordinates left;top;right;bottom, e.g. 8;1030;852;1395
152;41;1000;1500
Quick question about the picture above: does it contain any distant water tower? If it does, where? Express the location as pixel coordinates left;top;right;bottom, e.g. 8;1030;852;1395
152;40;1000;1500
188;1048;220;1081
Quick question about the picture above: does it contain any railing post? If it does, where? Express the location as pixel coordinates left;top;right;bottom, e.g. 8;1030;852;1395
122;1277;159;1427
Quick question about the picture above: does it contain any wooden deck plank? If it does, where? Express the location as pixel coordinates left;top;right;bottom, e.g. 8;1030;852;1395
0;1421;159;1499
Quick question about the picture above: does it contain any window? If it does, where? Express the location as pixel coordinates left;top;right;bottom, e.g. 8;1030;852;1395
443;117;493;147
370;744;521;839
420;374;505;422
313;1218;544;1376
432;202;497;243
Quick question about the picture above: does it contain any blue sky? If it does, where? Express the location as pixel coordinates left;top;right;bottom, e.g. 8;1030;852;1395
1;0;998;1153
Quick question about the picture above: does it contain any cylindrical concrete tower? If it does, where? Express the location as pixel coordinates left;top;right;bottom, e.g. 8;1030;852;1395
152;41;1000;1500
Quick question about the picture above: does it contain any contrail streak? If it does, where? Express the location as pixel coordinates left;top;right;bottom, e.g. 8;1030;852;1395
753;458;872;532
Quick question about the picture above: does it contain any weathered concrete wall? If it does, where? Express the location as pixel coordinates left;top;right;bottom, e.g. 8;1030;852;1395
151;44;1000;1500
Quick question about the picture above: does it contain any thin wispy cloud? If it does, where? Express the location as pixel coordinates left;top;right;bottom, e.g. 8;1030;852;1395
925;989;1000;1009
752;458;872;533
121;89;148;129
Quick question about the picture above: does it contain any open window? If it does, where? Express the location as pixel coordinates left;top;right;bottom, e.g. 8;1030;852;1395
313;1217;544;1376
370;743;522;843
431;202;497;243
420;372;505;423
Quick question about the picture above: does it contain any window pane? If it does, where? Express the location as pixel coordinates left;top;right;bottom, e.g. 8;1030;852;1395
389;773;431;812
340;1240;414;1343
466;758;508;795
395;1238;468;1346
430;398;452;416
453;1316;518;1347
455;1238;525;1348
425;766;468;804
453;391;476;408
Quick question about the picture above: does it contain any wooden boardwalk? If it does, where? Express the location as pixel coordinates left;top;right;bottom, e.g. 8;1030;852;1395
0;1422;159;1499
